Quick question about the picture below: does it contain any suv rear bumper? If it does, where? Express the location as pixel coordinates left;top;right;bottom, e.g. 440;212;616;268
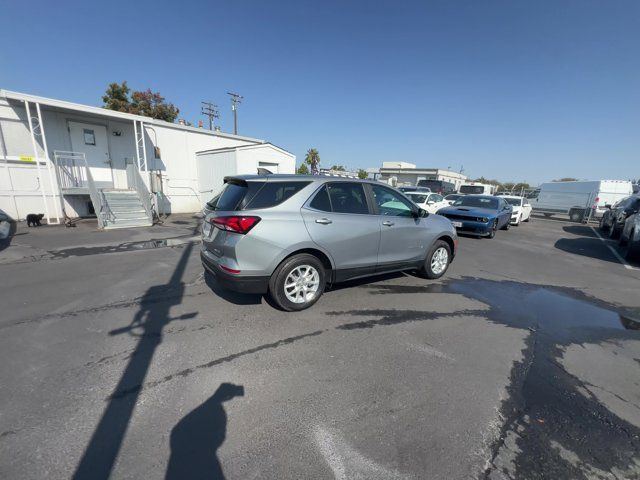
201;251;270;294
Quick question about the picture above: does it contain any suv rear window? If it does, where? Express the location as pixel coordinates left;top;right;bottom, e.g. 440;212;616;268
246;181;310;209
207;181;310;211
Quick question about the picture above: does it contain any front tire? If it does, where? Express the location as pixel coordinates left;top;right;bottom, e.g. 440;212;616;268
608;222;619;239
268;254;326;311
487;220;498;239
418;240;451;279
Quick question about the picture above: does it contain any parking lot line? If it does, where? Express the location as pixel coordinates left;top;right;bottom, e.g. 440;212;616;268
590;226;638;271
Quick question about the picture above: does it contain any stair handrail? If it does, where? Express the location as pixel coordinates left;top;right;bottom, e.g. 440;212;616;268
81;157;111;229
127;164;153;223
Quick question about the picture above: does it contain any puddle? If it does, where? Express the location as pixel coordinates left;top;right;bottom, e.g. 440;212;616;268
48;236;200;259
363;279;640;479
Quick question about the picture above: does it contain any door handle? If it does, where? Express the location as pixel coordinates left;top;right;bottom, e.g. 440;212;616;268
382;220;395;226
315;218;332;225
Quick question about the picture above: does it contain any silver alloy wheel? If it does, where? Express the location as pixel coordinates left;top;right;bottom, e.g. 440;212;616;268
430;247;449;275
284;265;320;304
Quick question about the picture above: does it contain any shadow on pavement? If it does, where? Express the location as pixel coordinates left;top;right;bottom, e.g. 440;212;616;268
165;383;244;480
561;225;598;237
72;243;197;480
554;236;621;264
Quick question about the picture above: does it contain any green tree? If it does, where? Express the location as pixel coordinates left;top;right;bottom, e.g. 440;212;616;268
102;81;180;122
357;169;368;179
102;81;131;112
330;165;346;171
296;163;309;175
513;182;530;192
305;148;320;174
502;182;515;192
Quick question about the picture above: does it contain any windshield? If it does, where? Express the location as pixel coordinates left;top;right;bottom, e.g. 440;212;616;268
453;196;499;209
460;185;485;195
406;193;428;203
504;198;522;207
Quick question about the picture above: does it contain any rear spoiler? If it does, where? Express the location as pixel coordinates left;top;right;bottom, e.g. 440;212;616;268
223;177;248;186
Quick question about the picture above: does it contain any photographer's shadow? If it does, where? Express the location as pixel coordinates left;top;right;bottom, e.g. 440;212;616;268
166;383;245;480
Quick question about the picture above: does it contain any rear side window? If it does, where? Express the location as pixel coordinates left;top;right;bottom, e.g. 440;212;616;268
327;183;369;214
246;181;310;209
207;182;259;211
309;185;332;212
307;183;370;214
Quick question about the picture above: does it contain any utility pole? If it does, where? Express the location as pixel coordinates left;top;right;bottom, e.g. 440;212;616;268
200;101;219;130
227;92;243;135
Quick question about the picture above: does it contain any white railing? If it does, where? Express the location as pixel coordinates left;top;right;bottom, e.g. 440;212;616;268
126;163;153;222
53;150;108;228
53;151;89;190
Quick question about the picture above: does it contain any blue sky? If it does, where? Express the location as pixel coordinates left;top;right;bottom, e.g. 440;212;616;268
1;0;638;184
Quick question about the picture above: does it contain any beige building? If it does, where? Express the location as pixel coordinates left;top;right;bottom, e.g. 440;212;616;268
376;162;468;190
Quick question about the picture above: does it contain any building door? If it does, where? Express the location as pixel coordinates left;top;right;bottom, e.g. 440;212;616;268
68;121;113;188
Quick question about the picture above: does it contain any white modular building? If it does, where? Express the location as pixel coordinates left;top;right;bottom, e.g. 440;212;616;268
0;90;295;228
377;162;468;190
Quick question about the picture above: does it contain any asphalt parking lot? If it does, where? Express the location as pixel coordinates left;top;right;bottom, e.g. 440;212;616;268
1;215;639;480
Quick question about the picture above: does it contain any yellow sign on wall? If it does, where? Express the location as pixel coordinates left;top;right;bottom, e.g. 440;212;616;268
19;155;35;162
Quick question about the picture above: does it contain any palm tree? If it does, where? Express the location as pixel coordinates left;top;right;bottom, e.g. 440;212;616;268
305;148;320;175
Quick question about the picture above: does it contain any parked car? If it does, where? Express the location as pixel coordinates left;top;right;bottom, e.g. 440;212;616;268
437;195;512;238
502;196;532;225
619;212;640;261
201;175;458;311
599;195;640;238
533;180;633;222
444;194;463;205
398;186;431;194
404;191;449;214
417;179;457;195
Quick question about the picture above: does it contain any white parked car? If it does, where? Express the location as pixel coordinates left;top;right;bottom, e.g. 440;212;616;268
503;196;532;225
405;192;449;214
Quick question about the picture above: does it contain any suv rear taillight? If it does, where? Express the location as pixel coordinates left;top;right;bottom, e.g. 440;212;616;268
211;216;261;234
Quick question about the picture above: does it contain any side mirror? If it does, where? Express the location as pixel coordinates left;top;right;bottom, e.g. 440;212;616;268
427;200;435;205
418;208;429;218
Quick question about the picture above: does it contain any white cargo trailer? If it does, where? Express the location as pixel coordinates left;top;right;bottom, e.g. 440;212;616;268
532;180;633;222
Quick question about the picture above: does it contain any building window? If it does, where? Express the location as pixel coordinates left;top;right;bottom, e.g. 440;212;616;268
83;129;96;145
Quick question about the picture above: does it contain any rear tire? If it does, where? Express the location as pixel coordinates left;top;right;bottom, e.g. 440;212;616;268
543;213;553;218
501;219;510;231
268;254;326;311
418;240;451;279
569;209;584;223
608;222;619;239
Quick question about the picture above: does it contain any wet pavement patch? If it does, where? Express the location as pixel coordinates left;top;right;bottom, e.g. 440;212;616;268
360;278;640;479
47;236;199;259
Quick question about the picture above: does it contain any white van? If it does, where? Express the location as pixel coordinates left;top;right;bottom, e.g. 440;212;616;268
459;182;496;195
532;180;633;222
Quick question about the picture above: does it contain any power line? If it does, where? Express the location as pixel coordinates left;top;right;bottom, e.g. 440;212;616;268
227;92;243;135
200;101;219;130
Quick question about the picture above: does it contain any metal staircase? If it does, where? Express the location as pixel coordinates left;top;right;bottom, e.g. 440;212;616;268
53;150;154;230
101;189;152;229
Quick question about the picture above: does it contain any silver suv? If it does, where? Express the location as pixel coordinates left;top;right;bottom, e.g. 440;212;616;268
201;175;458;311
